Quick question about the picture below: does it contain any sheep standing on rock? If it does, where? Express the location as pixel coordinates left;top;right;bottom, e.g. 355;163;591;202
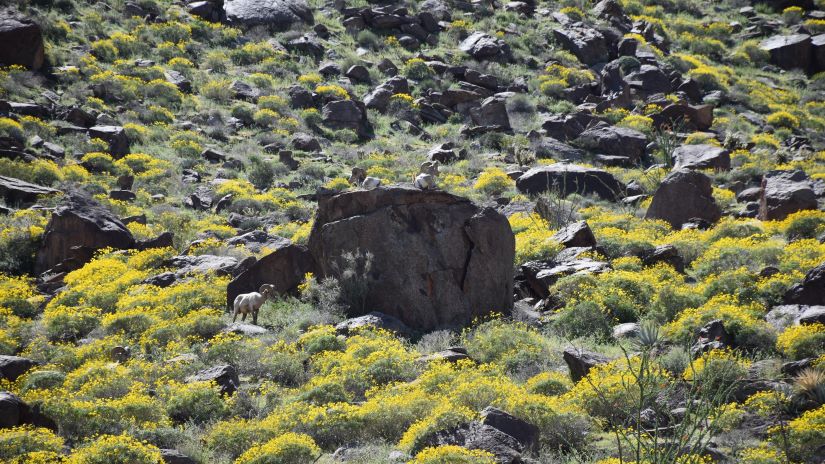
414;160;439;190
232;284;275;325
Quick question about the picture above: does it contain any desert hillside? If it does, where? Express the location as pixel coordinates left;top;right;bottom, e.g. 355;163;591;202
1;0;825;463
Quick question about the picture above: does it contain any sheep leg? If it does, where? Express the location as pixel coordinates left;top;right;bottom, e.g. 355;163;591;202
241;312;247;322
252;310;258;325
232;310;238;323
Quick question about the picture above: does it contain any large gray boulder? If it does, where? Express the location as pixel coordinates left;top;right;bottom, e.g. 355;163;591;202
759;34;812;72
307;186;514;331
35;195;135;274
0;12;44;70
671;144;730;171
758;170;817;221
784;262;825;306
470;94;511;129
516;163;626;201
88;126;130;159
0;356;36;382
645;169;721;228
223;0;313;29
0;176;60;207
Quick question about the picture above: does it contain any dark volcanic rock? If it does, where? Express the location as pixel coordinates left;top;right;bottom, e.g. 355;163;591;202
460;32;512;61
553;24;609;65
0;175;60;207
88;126;130;159
759;34;811;72
226;245;316;309
671;144;730;170
335;311;413;337
35;195;135;274
564;348;610;382
758;170;817;221
0;355;36;382
552;221;597;248
186;365;239;396
223;0;313;29
0;12;45;70
516;163;626;201
645;169;721;229
784;262;825;306
322;99;373;139
307;186;514;331
575;123;647;162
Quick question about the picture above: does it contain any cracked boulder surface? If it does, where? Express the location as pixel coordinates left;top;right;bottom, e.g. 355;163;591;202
308;186;514;331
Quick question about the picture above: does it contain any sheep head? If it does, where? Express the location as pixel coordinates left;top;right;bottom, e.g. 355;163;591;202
259;284;276;297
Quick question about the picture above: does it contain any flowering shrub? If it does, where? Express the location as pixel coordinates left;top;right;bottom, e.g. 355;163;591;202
235;432;320;464
473;167;513;195
411;445;495;463
0;426;64;464
66;434;163;464
776;323;825;360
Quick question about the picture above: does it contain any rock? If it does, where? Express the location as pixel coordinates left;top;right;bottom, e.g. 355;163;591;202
88;126;130;158
307;186;514;331
0;355;36;382
563;348;610;382
226;245;316;309
186;365;239;396
625;65;672;95
553;24;609;65
552;221;597;248
784;262;825;305
645;169;721;229
671;144;730;171
226;230;290;253
186;187;213;211
575;124;647;162
322;99;372;139
143;272;177;288
798;306;825;325
169;254;238;277
812;34;825;74
35;195;135;275
136;231;174;251
759;34;812;72
109;189;136;202
782;358;814;377
479;407;539;450
224;322;269;336
459;32;512;61
0;391;56;430
164;70;192;92
291;132;321;152
223;0;313;29
335;311;414;337
284;34;324;59
345;64;370;83
201;148;226;163
417;348;471;363
0;175;60;207
160;449;197;464
427;142;465;164
531;136;586;161
289;85;315;109
188;1;222;22
516;163;626;201
692;319;733;354
642;244;684;272
471;94;511;129
737;187;762;202
464;423;525;463
613;322;640;339
0;391;21;428
522;255;611;297
758;170;817;221
651;104;715;131
0;12;45;70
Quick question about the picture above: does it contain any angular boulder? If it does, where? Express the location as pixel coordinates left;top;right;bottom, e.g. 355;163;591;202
88;126;130;159
0;12;44;70
759;34;812;72
322;99;373;139
758;170;817;221
784;262;825;306
563;348;610;382
0;355;36;382
186;365;239;396
671;144;730;171
35;195;135;274
470;94;511;129
0;175;60;207
553;24;609;65
645;169;721;229
575;123;647;162
223;0;313;29
459;32;512;61
335;311;413;337
226;244;316;309
516;163;626;201
552;221;596;248
307;186;514;331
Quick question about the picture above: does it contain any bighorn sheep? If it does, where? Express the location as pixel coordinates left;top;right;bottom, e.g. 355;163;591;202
232;284;275;325
414;160;439;190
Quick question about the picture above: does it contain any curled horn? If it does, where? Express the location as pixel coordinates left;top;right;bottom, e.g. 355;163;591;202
259;284;275;294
